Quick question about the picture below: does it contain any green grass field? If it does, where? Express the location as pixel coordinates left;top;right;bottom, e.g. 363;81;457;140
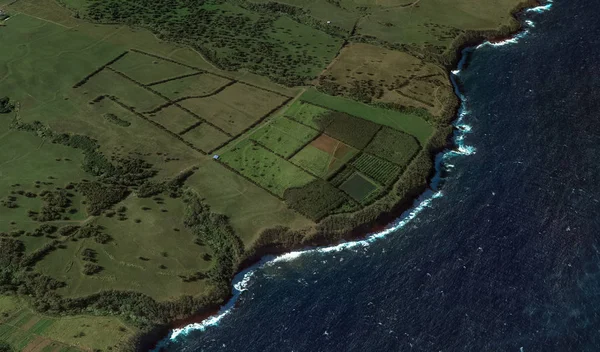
250;116;320;158
182;122;231;153
109;51;200;85
146;105;199;134
220;139;315;197
301;89;434;143
0;295;133;351
151;73;232;100
285;101;331;130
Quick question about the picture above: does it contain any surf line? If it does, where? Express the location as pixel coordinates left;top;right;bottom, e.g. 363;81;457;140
152;2;553;348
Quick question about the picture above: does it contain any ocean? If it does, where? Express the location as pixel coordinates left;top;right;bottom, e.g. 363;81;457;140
161;0;600;350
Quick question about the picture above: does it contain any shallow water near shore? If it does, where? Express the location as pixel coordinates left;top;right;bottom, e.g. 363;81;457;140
161;0;600;350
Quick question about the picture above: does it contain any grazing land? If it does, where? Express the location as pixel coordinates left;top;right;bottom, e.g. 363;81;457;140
0;0;533;350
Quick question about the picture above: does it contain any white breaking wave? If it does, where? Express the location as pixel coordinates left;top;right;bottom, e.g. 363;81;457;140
527;0;553;13
152;1;554;348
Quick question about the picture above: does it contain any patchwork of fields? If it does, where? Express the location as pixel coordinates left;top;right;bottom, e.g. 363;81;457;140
0;0;526;349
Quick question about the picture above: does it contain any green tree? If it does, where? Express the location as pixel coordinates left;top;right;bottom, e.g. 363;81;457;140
0;97;13;114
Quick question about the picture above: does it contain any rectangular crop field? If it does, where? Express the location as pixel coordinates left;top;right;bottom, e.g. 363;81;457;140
109;51;200;85
145;105;199;134
301;88;434;143
352;153;401;185
284;101;331;130
82;69;166;112
339;172;378;202
219;139;315;197
250;116;319;158
182;123;231;153
179;83;288;135
291;134;358;178
365;127;421;167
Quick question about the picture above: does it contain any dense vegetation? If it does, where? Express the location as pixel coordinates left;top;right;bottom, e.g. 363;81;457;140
84;0;342;85
284;179;348;221
0;97;13;114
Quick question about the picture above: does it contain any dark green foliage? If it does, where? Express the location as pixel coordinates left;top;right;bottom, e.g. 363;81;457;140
352;153;401;185
329;165;353;186
0;239;24;268
83;263;103;275
183;191;244;283
103;113;131;127
85;0;340;85
58;225;80;237
81;248;98;262
31;224;58;237
21;240;61;267
365;127;421;166
78;182;129;215
0;341;12;352
321;112;380;149
75;224;112;244
13;119;157;186
284;179;346;221
30;189;72;222
0;97;13;114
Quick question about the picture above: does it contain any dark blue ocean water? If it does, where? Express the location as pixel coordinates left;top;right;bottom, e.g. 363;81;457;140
164;1;600;350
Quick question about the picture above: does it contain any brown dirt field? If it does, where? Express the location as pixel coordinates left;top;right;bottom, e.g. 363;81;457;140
319;43;453;117
310;134;339;155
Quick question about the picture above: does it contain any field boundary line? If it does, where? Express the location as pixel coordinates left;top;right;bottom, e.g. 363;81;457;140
145;79;238;113
104;67;235;137
130;48;294;98
285;130;322;162
178;121;203;136
226;96;293;143
214;157;284;201
130;48;205;72
107;96;206;155
72;51;128;88
146;72;204;86
172;103;232;137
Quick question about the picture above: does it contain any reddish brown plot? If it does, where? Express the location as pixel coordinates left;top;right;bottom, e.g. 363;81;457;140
310;134;339;154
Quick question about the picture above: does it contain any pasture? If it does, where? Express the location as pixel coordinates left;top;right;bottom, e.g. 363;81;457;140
109;51;200;85
220;139;315;198
250;116;320;158
0;296;132;351
182;123;231;153
146;105;199;134
179;83;289;135
285;101;331;129
35;195;215;301
319;43;454;117
151;73;232;100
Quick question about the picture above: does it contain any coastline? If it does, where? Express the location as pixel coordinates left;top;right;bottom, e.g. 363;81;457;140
133;1;550;351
